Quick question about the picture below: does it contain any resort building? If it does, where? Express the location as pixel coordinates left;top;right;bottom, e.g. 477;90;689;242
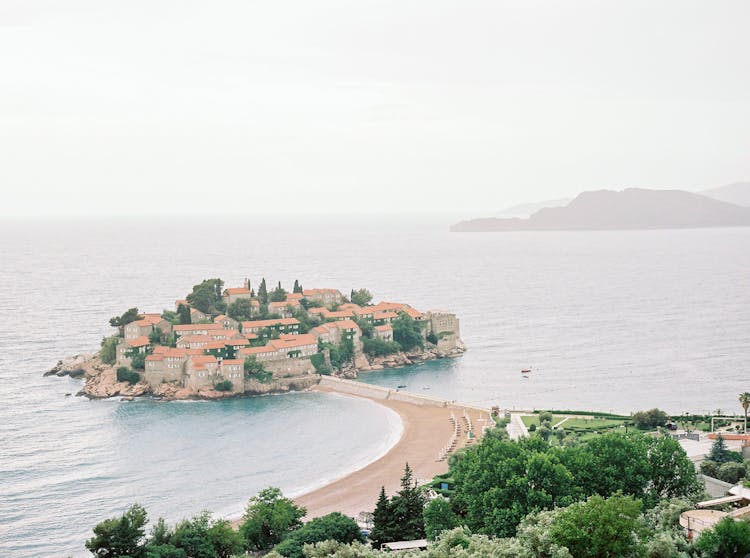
302;288;344;307
222;287;253;305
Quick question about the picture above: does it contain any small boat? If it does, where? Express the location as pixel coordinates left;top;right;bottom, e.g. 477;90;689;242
397;384;407;389
521;368;531;374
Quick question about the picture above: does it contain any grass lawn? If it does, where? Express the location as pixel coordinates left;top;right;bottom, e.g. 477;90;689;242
521;414;630;436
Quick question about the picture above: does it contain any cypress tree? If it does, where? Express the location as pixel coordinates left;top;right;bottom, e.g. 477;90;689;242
177;304;191;325
293;279;302;294
258;278;268;305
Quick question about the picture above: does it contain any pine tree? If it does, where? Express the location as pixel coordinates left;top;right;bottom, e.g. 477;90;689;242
709;433;732;463
258;278;268;305
369;486;392;549
389;463;426;541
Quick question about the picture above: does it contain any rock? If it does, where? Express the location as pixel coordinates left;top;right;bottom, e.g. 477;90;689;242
46;354;95;377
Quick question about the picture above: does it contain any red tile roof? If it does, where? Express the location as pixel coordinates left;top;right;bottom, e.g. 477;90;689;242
224;287;251;295
126;336;150;348
173;323;225;332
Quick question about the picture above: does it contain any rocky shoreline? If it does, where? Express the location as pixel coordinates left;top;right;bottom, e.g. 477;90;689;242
46;342;466;401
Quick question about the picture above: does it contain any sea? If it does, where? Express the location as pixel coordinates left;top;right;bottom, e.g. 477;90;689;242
1;216;748;557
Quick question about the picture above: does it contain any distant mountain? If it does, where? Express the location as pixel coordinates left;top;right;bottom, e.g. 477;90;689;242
451;188;750;232
701;182;750;207
496;197;572;218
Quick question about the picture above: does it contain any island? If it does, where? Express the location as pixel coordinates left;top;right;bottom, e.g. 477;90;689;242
451;187;750;231
47;279;464;399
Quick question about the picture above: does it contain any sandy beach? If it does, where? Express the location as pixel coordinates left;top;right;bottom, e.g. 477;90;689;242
294;385;489;519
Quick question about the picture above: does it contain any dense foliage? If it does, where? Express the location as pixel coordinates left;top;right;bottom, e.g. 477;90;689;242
227;298;254;321
186;279;225;315
117;367;141;385
362;337;401;357
238;487;306;551
244;356;272;383
632;408;670;429
370;464;426;548
350;289;373;306
100;336;119;365
391;313;423;352
449;431;700;537
214;380;233;392
273;513;363;558
109;307;140;331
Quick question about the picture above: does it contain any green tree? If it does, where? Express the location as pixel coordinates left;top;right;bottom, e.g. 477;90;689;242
391;313;423;352
170;512;243;558
270;282;287;302
388;463;427;541
258;278;269;306
274;512;363;558
176;303;191;325
100;336;119;365
148;328;162;344
227;298;254;321
565;432;650;500
214;380;233;392
117;367;141;385
549;494;644;558
708;434;739;464
645;435;701;504
362;337;401;358
451;436;577;537
740;392;750;434
632;408;670;429
369;486;393;549
239;487;306;551
693;517;750;558
350;289;373;306
109;307;141;332
293;279;303;294
423;496;459;541
716;461;747;484
186;279;224;314
85;503;148;558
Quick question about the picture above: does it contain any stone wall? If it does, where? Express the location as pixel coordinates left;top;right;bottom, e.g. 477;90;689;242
244;375;319;395
265;357;317;377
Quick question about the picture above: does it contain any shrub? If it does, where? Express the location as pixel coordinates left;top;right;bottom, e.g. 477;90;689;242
214;380;233;392
274;512;363;558
716;461;746;484
117;367;140;385
539;411;554;423
426;332;438;345
362;337;401;358
100;336;119;365
310;353;332;375
632;408;669;429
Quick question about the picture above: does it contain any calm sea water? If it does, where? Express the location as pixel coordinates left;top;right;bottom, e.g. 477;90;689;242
1;216;748;557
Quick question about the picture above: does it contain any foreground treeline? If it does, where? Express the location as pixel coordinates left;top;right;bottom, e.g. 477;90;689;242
85;429;750;558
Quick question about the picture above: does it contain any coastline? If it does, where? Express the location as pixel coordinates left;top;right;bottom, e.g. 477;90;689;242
291;384;488;520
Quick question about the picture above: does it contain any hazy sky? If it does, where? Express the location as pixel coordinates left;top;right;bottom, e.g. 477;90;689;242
1;1;749;216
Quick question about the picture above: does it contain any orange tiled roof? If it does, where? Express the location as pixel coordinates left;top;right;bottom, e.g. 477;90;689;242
224;287;251;295
326;310;354;318
373;311;398;320
375;324;393;332
173;323;225;332
189;355;218;369
303;288;341;295
178;334;213;343
203;341;227;350
126;336;150;348
330;319;360;331
286;293;304;300
225;338;250;346
146;348;187;361
268;334;318;350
